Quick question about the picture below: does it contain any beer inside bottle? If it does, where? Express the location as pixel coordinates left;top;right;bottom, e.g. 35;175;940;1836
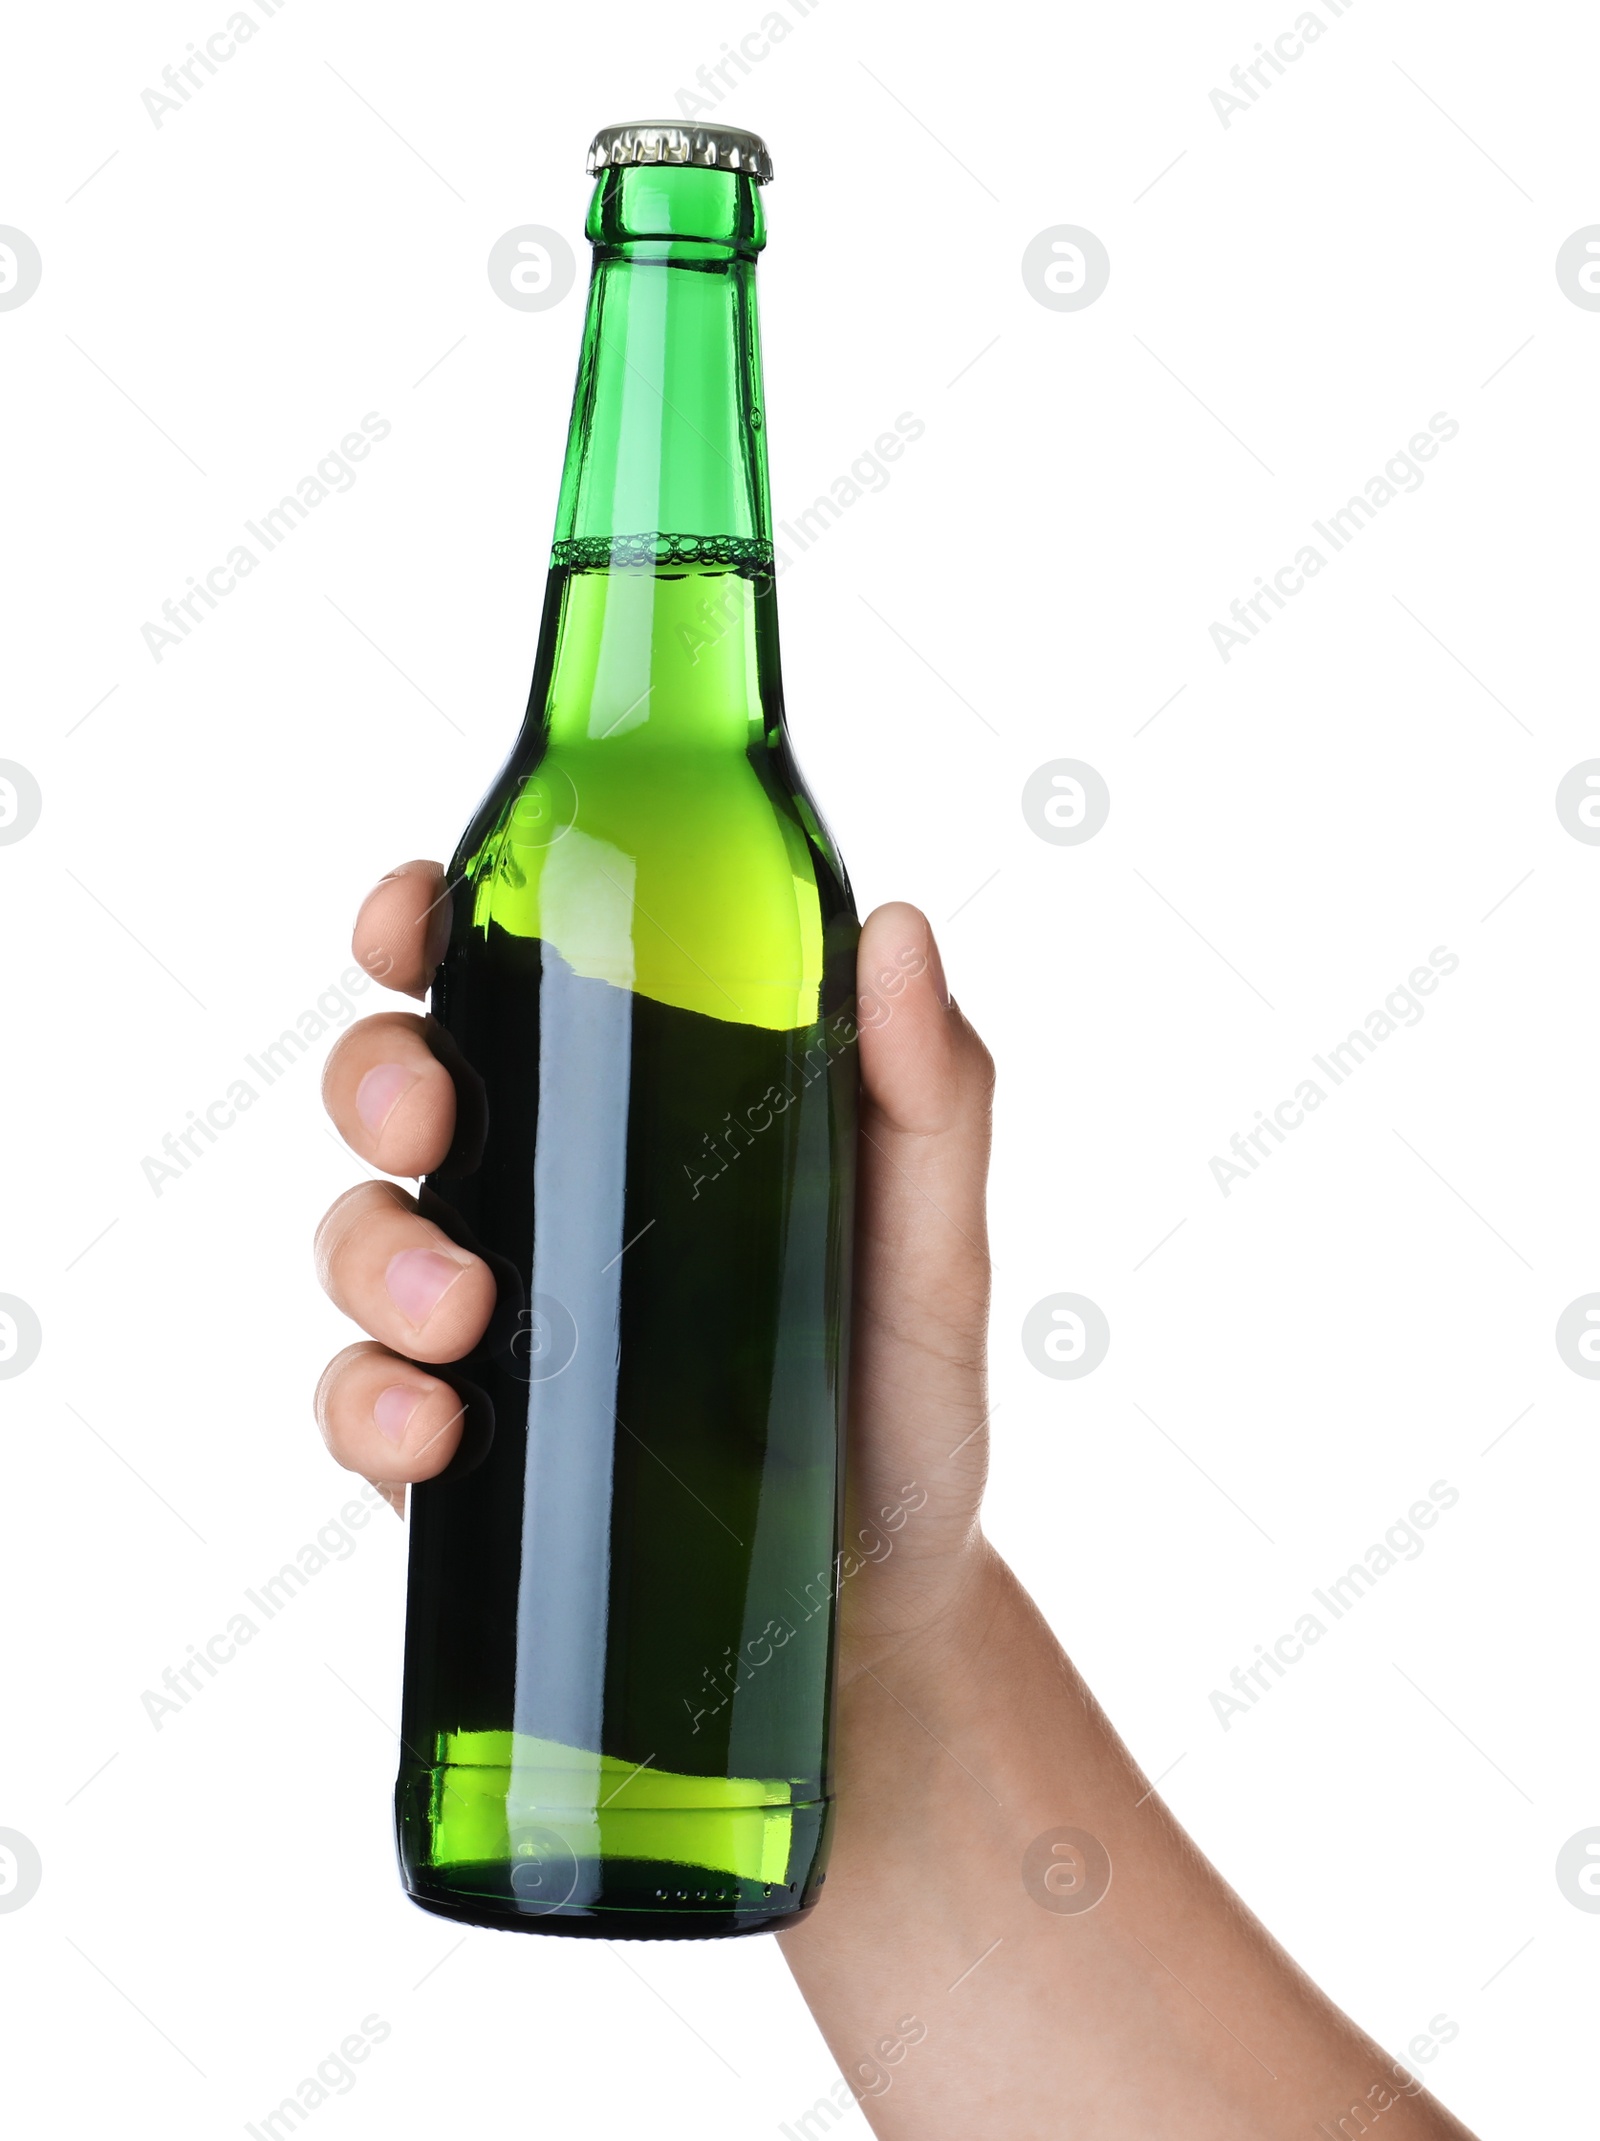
394;126;859;1938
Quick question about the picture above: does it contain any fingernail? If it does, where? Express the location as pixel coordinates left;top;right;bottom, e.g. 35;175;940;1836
374;1384;423;1445
356;1063;415;1135
386;1247;468;1327
925;931;951;1009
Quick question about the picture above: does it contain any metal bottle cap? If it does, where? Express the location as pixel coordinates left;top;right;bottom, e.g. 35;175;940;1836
587;122;774;183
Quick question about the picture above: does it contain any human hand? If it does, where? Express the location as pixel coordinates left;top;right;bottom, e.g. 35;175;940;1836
311;864;983;1607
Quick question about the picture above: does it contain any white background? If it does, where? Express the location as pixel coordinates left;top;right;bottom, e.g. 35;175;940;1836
1;1;1594;2132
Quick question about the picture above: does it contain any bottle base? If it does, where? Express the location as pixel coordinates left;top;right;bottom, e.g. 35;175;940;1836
401;1867;819;1941
395;1761;832;1941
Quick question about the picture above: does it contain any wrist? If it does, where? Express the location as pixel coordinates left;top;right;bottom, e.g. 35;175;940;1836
835;1525;1010;1694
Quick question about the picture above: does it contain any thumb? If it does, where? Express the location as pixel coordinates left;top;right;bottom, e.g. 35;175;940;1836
849;903;994;1577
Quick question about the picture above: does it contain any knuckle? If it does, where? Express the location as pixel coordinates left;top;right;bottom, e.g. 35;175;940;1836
312;1180;413;1285
312;1342;370;1446
324;1011;428;1086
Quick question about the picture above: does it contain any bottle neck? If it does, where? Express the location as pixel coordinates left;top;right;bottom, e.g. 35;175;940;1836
526;166;782;756
551;166;773;569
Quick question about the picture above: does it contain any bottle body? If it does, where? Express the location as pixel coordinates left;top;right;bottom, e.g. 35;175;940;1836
394;153;858;1938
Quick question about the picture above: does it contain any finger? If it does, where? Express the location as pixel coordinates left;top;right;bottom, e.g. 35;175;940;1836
353;859;451;999
315;1342;467;1498
323;1011;458;1178
314;1180;495;1364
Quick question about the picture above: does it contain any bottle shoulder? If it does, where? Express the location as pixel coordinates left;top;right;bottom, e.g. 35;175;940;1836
450;734;853;1033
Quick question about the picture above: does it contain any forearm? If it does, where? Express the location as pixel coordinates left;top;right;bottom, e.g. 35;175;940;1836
779;1542;1477;2141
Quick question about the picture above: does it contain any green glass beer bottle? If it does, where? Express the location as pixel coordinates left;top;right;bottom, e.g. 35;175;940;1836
394;123;858;1938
